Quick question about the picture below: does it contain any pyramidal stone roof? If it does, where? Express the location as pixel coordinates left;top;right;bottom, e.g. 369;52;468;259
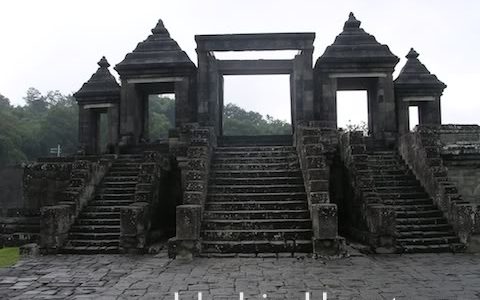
317;13;399;66
74;56;120;99
115;19;195;76
395;48;446;89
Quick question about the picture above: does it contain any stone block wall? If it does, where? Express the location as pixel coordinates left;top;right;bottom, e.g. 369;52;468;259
120;151;171;253
398;126;480;250
295;122;346;256
173;126;215;258
338;131;396;251
39;157;111;253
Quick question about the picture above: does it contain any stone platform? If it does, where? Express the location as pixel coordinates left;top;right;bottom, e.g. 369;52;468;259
1;250;479;299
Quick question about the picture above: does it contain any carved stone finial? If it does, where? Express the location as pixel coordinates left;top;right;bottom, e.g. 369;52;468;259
97;56;110;68
406;48;420;59
151;19;168;35
344;12;361;29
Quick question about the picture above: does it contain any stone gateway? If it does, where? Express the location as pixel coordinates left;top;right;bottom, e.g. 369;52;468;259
4;13;480;258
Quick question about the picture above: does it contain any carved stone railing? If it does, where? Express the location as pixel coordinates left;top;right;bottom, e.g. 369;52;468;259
338;131;396;252
399;126;480;250
295;123;346;256
39;156;112;253
172;126;215;259
120;151;170;253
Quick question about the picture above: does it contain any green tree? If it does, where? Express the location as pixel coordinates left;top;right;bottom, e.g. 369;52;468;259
223;103;291;136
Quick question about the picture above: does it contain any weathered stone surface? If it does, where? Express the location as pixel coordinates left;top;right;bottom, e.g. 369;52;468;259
311;203;338;239
176;205;202;240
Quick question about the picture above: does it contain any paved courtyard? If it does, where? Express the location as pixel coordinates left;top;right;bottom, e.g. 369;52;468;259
0;250;479;300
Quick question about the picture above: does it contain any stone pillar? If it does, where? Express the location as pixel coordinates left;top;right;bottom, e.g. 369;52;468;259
419;99;441;125
175;78;190;127
175;205;202;260
120;81;143;146
301;49;314;122
316;74;337;128
196;51;210;126
373;75;397;142
107;104;119;153
311;203;345;256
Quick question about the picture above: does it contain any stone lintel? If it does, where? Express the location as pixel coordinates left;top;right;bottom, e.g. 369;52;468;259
195;32;315;51
83;103;115;109
218;59;293;75
402;96;436;102
127;77;185;84
329;72;387;78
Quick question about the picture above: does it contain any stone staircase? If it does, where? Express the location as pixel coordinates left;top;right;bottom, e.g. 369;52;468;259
62;154;143;254
367;150;464;253
201;143;313;255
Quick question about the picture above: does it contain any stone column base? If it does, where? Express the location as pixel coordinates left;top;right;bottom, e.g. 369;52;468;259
168;237;201;261
313;237;347;257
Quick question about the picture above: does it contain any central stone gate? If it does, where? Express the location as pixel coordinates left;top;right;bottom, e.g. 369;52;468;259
195;33;315;136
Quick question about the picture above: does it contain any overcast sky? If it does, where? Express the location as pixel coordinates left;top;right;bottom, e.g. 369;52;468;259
1;0;479;126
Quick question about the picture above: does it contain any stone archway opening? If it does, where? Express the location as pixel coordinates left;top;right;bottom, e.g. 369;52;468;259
148;93;175;142
409;105;419;131
336;90;369;135
223;74;292;136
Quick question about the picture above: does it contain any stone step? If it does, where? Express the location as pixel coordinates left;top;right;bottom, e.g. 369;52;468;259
108;171;139;176
368;164;409;171
396;223;452;232
215;146;295;152
76;219;120;226
103;181;137;187
375;186;425;193
69;225;120;233
374;180;420;187
99;187;136;194
215;151;295;158
372;175;414;181
400;243;465;253
69;232;119;240
95;194;135;200
67;239;119;247
378;192;430;199
208;192;307;202
213;157;298;164
202;229;312;241
212;162;300;171
204;210;310;220
397;236;460;246
79;212;120;219
393;204;437;211
201;240;312;253
397;230;457;239
61;246;120;254
383;199;434;206
212;170;302;178
212;177;303;185
90;200;134;206
396;210;444;218
109;166;140;172
83;206;130;212
397;217;447;225
203;219;311;230
360;169;413;176
208;184;305;193
103;176;138;182
205;201;308;211
112;162;142;166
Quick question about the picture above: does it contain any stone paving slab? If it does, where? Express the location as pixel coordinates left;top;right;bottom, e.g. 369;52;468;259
0;251;479;299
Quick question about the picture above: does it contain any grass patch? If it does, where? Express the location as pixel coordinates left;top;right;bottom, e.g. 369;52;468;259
0;247;20;268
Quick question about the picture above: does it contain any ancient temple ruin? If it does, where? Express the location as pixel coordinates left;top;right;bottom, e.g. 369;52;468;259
3;13;480;257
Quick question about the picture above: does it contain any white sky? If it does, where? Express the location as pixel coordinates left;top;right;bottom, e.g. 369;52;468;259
1;0;479;125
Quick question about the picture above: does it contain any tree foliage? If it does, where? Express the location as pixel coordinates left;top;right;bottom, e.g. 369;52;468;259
0;90;292;166
223;103;291;136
